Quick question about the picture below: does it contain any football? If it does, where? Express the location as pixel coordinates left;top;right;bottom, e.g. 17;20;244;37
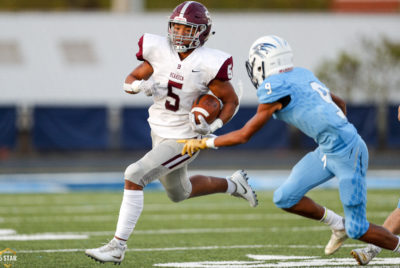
191;94;221;124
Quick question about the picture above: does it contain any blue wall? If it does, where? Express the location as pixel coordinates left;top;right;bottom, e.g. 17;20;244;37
0;106;17;149
1;104;398;151
32;106;108;150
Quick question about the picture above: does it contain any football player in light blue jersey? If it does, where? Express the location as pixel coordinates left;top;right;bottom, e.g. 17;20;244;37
350;108;400;265
179;35;400;260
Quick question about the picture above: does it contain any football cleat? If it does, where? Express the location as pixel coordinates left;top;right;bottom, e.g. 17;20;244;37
85;238;127;265
351;246;380;265
325;229;348;255
229;170;258;208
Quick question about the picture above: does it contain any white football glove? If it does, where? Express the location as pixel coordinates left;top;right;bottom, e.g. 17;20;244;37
124;80;166;101
123;80;144;94
189;113;223;135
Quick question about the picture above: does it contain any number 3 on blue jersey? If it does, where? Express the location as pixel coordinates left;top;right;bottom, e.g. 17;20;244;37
310;82;346;119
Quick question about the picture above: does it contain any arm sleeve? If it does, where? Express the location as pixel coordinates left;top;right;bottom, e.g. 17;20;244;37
257;77;291;104
135;35;144;61
214;56;233;81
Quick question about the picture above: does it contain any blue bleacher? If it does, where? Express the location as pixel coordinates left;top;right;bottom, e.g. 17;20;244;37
33;106;108;150
121;107;152;149
0;106;17;149
387;105;400;147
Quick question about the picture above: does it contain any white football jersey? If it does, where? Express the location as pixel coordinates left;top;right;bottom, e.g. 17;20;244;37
136;33;233;139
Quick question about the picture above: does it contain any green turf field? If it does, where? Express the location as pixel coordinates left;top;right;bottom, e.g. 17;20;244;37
0;189;399;267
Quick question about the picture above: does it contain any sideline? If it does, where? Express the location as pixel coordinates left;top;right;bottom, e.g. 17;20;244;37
0;169;399;193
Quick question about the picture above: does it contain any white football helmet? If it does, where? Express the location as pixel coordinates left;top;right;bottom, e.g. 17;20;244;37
245;35;294;88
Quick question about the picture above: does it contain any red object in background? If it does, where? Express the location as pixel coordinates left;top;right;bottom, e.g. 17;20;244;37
331;0;400;13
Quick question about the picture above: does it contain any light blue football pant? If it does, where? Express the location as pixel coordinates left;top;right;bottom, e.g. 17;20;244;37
273;135;369;239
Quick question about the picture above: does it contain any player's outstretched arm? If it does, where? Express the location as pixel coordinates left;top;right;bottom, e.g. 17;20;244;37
398;105;400;121
213;102;281;146
179;102;282;156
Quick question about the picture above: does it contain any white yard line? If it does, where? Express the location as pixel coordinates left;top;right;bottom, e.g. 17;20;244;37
0;228;263;241
0;226;349;241
0;229;16;235
154;257;400;267
17;243;366;254
0;234;88;241
0;226;333;241
4;215;117;223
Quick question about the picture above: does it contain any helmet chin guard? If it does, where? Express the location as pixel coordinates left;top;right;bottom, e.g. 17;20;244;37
246;35;294;88
168;1;212;53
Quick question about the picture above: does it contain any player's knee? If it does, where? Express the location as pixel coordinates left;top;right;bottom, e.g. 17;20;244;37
124;163;144;185
273;188;296;208
165;191;189;203
345;218;369;239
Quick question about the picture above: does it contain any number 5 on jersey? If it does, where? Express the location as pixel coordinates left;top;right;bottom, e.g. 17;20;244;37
166;80;182;112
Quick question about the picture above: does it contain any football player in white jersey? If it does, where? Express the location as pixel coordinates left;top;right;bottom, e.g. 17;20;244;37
85;1;258;264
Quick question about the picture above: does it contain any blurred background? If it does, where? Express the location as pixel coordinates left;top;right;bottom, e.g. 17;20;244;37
0;0;399;179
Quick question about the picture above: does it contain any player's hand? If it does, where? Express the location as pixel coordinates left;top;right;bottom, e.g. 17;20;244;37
177;138;209;156
124;80;166;100
189;114;211;135
146;82;167;101
124;80;143;94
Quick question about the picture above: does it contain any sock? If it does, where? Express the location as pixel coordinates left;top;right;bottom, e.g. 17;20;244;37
225;178;236;194
320;207;345;230
114;190;144;241
113;237;126;247
393;236;400;253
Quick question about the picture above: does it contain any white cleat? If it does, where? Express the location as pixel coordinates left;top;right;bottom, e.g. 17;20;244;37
351;246;380;265
85;239;126;265
325;229;348;255
229;170;258;208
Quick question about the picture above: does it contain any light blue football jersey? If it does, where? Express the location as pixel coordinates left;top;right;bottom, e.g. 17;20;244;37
257;67;358;154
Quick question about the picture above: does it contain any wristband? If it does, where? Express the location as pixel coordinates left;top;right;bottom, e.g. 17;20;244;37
205;137;218;149
210;118;223;133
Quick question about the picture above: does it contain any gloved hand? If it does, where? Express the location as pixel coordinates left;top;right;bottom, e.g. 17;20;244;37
189;113;223;135
140;81;164;99
123;80;143;94
123;80;166;101
177;138;209;157
189;114;210;135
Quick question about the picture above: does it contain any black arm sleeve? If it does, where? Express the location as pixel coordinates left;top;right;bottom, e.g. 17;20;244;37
277;95;291;109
